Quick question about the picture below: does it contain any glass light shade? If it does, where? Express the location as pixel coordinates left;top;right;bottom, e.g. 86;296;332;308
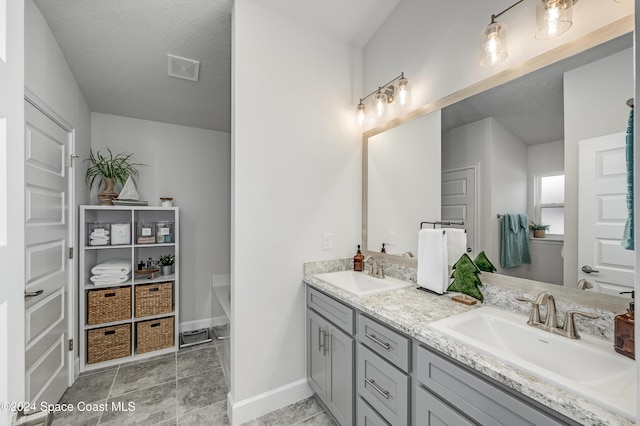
395;77;411;107
480;22;507;66
356;102;366;127
374;91;387;118
536;0;573;40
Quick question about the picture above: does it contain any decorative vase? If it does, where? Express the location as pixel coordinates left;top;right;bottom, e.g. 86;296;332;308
98;178;119;206
161;265;172;276
533;229;546;238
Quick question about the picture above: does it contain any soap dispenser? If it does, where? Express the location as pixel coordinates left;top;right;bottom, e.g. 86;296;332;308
614;291;635;359
381;243;386;254
354;245;364;272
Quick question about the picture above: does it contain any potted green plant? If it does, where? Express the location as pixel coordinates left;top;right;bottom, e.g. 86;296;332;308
159;254;175;276
529;221;550;238
85;148;145;205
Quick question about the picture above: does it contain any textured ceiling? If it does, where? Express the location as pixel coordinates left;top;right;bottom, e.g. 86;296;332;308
33;0;399;134
442;34;633;146
34;0;233;132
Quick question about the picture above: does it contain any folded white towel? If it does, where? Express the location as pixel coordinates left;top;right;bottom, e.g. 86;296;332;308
90;273;130;286
417;229;449;294
89;238;109;246
91;259;132;276
444;228;467;266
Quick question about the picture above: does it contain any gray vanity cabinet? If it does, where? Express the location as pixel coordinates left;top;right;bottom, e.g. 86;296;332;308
307;288;355;426
416;345;580;426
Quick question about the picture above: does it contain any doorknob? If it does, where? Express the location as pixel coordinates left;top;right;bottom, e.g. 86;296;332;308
466;247;472;253
581;265;600;274
24;289;44;298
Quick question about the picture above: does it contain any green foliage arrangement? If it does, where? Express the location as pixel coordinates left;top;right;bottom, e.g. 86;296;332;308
447;253;484;302
528;221;550;231
84;147;145;190
474;251;497;273
159;254;175;266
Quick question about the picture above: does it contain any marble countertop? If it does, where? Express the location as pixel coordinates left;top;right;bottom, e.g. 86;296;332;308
304;274;634;426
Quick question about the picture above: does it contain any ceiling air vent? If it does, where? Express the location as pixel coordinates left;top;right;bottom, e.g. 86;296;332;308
167;54;200;82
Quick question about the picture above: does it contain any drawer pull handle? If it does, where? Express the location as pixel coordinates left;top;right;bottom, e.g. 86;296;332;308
365;333;390;350
365;378;390;399
324;332;331;355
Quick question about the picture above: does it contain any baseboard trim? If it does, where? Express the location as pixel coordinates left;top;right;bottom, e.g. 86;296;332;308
227;379;312;426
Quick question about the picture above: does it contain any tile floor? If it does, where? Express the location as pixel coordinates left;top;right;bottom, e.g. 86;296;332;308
52;342;335;425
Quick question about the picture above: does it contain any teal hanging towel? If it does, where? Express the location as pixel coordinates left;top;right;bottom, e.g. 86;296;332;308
622;108;634;250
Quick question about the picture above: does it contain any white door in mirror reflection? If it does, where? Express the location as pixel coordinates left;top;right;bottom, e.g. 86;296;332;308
578;132;634;295
441;166;476;255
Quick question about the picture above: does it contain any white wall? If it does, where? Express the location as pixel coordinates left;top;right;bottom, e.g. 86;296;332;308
25;0;92;375
368;111;441;255
564;47;633;287
363;0;632;129
91;113;231;325
232;0;361;422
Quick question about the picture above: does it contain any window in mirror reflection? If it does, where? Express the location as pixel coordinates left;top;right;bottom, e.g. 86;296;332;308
536;173;565;235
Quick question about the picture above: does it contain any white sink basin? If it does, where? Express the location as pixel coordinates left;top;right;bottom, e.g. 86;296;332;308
429;306;636;419
313;270;412;297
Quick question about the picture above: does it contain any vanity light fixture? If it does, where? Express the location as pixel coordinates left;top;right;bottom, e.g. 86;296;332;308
535;0;575;40
480;0;524;67
481;0;579;66
355;73;410;127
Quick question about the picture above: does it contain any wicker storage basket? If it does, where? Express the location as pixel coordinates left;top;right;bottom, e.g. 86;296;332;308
135;282;173;318
136;316;174;354
87;286;131;325
87;324;131;364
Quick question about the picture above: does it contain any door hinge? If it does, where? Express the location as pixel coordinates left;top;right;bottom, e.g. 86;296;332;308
68;339;73;351
69;247;74;259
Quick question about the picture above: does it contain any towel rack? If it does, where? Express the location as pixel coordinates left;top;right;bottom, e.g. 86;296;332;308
496;214;504;219
420;221;464;229
627;98;634;108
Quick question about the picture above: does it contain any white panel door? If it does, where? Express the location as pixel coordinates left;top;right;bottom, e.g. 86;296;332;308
578;133;634;295
24;101;71;406
0;1;25;424
441;166;476;254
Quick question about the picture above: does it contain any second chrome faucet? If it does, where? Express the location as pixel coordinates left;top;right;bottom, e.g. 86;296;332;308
516;291;598;339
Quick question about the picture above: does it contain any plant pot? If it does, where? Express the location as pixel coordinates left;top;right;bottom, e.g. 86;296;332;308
161;265;173;276
98;177;119;206
533;229;546;238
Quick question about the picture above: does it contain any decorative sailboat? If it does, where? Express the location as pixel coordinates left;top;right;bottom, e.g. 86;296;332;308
112;176;148;206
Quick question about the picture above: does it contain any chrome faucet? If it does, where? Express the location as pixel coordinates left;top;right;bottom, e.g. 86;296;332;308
363;255;385;279
516;291;598;339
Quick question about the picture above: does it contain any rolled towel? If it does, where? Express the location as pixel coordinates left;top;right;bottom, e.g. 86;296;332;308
91;259;132;276
417;229;448;294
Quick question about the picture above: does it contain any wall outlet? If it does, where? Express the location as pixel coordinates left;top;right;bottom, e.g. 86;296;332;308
323;233;333;250
388;231;396;245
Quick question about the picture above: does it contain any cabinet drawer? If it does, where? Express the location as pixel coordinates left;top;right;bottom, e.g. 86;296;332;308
359;314;410;372
416;345;578;426
415;385;474;426
357;397;390;426
358;344;409;426
307;287;354;334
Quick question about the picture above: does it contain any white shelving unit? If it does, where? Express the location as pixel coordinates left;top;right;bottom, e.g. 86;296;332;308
79;206;180;372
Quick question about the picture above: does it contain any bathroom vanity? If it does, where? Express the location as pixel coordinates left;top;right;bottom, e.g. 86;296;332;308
305;267;634;426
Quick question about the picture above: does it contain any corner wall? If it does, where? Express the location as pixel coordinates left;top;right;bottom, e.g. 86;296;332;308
90;113;231;328
231;0;361;422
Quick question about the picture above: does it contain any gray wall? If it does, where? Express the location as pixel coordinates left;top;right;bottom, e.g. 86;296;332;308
91;113;231;327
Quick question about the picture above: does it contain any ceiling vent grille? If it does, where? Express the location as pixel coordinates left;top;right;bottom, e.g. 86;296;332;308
167;54;200;82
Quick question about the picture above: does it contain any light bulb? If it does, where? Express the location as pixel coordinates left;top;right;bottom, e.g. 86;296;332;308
536;0;572;40
396;77;411;107
374;90;387;118
480;22;507;66
356;102;366;127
